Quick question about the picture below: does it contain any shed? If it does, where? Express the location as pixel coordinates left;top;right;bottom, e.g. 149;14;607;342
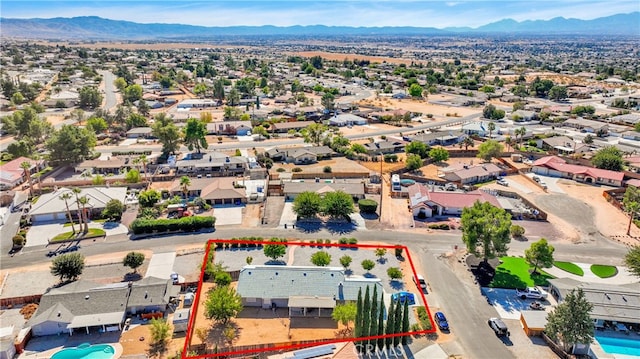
183;293;194;307
172;308;190;333
520;310;548;336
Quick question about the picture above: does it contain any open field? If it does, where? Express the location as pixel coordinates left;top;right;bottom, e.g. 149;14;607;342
289;51;416;65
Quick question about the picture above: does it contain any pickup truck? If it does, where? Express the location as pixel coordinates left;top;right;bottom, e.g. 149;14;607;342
516;287;548;300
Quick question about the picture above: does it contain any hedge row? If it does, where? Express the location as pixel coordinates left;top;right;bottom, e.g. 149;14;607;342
130;216;215;235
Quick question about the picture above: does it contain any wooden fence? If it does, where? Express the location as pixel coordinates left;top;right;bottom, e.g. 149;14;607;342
192;339;328;357
1;294;42;309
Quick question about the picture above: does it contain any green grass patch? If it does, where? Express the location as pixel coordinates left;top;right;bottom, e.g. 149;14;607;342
51;228;106;243
590;264;618;278
415;306;432;330
554;261;584;276
63;219;108;227
490;256;555;289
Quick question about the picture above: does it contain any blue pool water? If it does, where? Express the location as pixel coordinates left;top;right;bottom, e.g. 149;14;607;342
596;335;640;357
52;343;115;359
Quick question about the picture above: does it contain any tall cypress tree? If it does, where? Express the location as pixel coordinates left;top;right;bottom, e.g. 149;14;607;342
369;285;379;348
385;300;395;349
362;286;371;348
393;299;403;346
354;288;363;339
401;300;410;345
377;299;385;351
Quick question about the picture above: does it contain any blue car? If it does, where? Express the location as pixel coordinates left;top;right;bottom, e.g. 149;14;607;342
391;292;415;305
434;312;450;331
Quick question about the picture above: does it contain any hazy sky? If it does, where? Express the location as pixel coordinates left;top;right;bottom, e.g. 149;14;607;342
1;1;638;28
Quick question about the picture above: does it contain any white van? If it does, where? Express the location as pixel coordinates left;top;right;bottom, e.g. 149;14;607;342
413;274;427;292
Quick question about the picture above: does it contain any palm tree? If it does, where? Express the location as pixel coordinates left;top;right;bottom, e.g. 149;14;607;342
180;176;191;200
505;136;513;152
59;192;76;234
515;127;527;148
461;136;475;151
78;196;90;234
20;161;33;198
487;122;496;139
138;155;149;183
72;187;83;232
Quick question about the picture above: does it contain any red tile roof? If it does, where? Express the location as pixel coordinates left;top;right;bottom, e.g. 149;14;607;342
407;183;500;209
533;155;623;182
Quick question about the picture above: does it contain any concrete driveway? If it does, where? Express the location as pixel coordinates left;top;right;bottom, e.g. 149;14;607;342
481;287;555;320
213;205;243;226
26;222;128;247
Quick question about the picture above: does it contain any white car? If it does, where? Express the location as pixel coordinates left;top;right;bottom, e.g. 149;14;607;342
516;287;548;300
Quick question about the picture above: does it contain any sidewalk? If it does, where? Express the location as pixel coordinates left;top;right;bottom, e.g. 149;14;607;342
544;263;637;285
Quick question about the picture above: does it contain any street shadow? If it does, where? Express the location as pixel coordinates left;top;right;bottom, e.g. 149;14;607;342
359;212;379;220
363;273;377;279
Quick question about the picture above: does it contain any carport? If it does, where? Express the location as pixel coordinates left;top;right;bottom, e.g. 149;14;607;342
520;310;547;336
288;296;335;318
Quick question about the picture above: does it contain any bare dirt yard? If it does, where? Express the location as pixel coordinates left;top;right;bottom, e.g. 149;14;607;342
359;95;482;118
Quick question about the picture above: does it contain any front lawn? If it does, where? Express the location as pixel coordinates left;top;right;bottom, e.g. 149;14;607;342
590;264;618;278
51;228;106;243
553;261;584;276
490;256;554;289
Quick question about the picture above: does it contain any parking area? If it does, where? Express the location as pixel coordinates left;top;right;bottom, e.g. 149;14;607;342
26;221;129;247
526;173;565;194
212;205;243;226
481;288;556;320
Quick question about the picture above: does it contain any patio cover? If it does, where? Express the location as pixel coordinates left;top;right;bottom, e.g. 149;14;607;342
67;311;125;329
288;296;336;309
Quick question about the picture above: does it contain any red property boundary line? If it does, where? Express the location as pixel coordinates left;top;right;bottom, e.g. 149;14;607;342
182;239;437;359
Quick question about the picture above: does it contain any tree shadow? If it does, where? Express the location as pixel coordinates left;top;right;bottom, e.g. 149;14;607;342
123;272;142;282
363;273;377;279
359;212;379;220
295;221;322;233
146;340;168;358
326;221;357;235
264;260;286;265
389;280;404;291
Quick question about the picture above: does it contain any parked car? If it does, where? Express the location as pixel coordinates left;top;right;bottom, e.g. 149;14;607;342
497;179;509;186
533;176;540;182
170;272;179;284
391;292;415;305
516;287;548;300
434;312;450;331
488;317;510;337
413;274;427;292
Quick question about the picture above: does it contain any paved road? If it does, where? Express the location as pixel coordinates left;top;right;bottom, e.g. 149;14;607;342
99;70;118;112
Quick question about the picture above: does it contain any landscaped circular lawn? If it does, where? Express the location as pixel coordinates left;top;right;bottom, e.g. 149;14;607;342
553;261;584;276
590;264;618;278
51;228;106;243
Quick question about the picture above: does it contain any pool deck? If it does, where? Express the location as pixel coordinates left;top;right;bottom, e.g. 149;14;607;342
19;341;123;359
591;330;640;359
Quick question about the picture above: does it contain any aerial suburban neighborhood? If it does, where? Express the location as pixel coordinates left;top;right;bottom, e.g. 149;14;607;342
0;7;639;359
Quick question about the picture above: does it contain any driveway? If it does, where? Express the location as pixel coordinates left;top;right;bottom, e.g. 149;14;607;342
481;288;555;320
526;173;565;194
279;201;298;228
213;205;243;226
26;222;128;247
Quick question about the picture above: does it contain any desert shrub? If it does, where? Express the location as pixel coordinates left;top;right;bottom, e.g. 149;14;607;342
12;234;26;247
276;168;286;172
348;238;358;245
427;223;450;230
292;167;303;173
510;225;525;238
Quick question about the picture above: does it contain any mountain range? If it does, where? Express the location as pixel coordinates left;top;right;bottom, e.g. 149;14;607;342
1;12;638;40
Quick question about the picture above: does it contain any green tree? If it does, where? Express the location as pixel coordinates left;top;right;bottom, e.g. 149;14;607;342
321;92;335;112
393;295;403;346
339;255;352;270
405;141;429;158
125;113;148;130
113;77;127;92
78;86;102;109
545;288;594;353
46;125;97;165
332;302;357;329
624;245;640;278
123;251;145;273
20;161;33;198
59;192;76;234
548;85;568;101
374;248;387;262
102;199;125;220
408;83;423;97
138;189;161;207
461;201;512;263
376;297;385;351
252;125;268;139
361;259;375;273
361;286;371;344
387;267;402;280
623;186;640;235
213;79;225;100
125;169;141;183
322;190;354;220
292;191;322;218
152;113;181;155
123;84;143;103
483;104;496;119
511;84;528;98
385;299;395;349
401;300;410;345
263;239;286;262
460;136;475;150
524;238;555;274
301;123;329;146
406;153;423;171
368;285;379;346
183;118;208;153
476;140;503;162
351;143;367;154
487;121;496;138
204;285;243;324
591;146;623;171
227;87;240;106
50;252;85;282
86;117;108;134
149;318;171;354
214;272;232;287
310;251;332;266
428;147;449;162
355;288;363;339
180;175;191;199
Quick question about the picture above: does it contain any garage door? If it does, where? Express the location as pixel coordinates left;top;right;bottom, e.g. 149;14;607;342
34;213;56;222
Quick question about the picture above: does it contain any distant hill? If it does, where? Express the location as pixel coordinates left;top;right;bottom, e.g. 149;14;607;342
0;12;638;40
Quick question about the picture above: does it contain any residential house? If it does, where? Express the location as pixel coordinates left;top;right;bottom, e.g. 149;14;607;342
270;121;316;133
236;265;383;317
621;131;640;141
266;146;335;163
563;118;609;135
462;122;500;138
439;163;502;185
126;127;154;139
0;157;46;190
75;158;128;175
127;276;179;315
206;121;252;136
409;131;466;147
283;181;365;201
609;114;640;126
537;136;591;155
532;156;623;186
175;152;249;177
328;113;368;127
169;177;246;205
407;183;501;217
511;110;538;122
623;156;640;173
28;187;127;223
176;99;220;109
363;139;407;155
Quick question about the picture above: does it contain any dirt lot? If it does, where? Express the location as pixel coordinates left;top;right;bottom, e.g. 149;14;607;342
271;156;372;175
359;95;481;118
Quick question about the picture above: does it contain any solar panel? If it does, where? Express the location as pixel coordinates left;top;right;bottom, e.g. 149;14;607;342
290;344;336;359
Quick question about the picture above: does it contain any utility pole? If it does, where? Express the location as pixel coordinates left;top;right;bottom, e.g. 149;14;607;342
379;152;383;222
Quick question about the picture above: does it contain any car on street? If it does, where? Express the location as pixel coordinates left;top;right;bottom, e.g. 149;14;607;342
496;179;509;186
488;317;510;337
391;292;415;305
413;274;427;292
434;312;450;331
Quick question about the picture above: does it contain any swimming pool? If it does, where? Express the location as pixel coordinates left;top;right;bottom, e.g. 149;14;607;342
595;335;640;357
52;343;116;359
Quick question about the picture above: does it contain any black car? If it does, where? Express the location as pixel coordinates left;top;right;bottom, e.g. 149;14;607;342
488;317;510;337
